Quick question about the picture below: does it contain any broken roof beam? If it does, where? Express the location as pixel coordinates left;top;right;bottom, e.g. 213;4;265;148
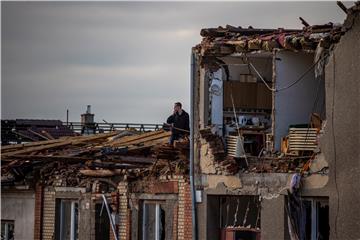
110;130;171;147
2;154;155;165
337;1;348;14
2;131;120;157
79;169;123;177
27;128;50;140
2;154;89;162
1;138;69;152
299;17;310;27
200;27;302;38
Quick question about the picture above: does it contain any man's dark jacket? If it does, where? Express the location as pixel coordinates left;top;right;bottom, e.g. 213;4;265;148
166;110;190;135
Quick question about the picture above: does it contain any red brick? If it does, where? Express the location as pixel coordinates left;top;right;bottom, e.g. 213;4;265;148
34;184;43;240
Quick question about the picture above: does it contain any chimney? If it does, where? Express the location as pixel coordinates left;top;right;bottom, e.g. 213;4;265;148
81;105;95;135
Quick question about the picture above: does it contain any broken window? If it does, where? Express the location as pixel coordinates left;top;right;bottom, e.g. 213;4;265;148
205;54;273;157
95;203;110;240
55;199;79;240
1;220;14;240
140;201;165;240
286;196;329;240
303;198;329;240
207;195;261;240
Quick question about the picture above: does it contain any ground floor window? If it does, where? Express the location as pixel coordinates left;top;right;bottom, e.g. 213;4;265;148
303;198;329;240
55;199;79;240
207;195;261;240
1;220;14;240
286;196;329;240
95;203;110;240
140;201;165;240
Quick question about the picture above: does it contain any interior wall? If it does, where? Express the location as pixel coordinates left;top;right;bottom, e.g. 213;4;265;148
209;68;223;134
199;67;209;128
222;55;273;81
1;191;35;240
274;51;321;150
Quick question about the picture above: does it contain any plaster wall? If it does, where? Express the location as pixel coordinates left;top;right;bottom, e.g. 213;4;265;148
324;12;360;240
274;51;323;150
1;191;35;240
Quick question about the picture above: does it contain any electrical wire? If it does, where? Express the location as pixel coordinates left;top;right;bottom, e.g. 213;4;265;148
332;52;340;238
248;53;327;92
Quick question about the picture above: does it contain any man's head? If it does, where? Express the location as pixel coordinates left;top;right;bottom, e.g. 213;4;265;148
174;102;182;113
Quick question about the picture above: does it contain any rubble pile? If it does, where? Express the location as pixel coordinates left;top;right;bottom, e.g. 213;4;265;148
196;23;344;57
199;128;239;175
1;129;190;187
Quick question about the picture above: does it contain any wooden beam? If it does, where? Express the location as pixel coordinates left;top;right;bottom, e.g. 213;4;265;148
110;130;166;146
79;169;122;177
27;129;50;140
299;17;310;27
2;131;120;157
110;131;171;147
337;1;348;14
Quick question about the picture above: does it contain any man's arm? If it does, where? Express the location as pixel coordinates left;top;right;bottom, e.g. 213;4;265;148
185;112;190;131
167;115;175;124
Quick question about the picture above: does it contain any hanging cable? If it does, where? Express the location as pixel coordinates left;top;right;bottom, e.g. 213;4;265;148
242;199;251;227
233;198;240;227
332;52;340;238
248;53;328;92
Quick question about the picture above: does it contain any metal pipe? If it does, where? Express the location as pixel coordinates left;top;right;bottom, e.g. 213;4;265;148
66;109;69;126
190;51;198;240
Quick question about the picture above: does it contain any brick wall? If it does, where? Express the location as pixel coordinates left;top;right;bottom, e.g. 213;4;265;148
177;177;193;240
42;188;56;240
34;184;43;240
118;181;130;240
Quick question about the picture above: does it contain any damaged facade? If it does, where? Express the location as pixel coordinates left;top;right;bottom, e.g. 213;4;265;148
1;3;360;240
1;130;193;240
190;3;359;240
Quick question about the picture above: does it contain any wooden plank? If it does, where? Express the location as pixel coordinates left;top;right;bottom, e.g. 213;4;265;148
27;129;50;140
2;155;89;162
79;169;122;177
110;130;166;146
2;141;72;157
111;131;171;147
2;131;120;157
1;138;65;152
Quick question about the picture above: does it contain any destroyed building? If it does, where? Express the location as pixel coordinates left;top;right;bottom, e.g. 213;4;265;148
189;2;360;240
1;2;360;240
1;130;193;240
1;119;77;145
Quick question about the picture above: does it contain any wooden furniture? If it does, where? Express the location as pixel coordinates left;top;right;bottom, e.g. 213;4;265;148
221;227;261;240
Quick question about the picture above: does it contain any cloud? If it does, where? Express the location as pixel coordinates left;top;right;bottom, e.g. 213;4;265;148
1;1;348;123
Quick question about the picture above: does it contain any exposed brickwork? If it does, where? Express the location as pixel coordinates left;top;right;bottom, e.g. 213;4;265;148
42;188;56;240
148;180;179;194
177;177;193;240
34;184;43;240
118;181;130;240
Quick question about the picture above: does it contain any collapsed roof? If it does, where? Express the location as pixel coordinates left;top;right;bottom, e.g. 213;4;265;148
1;130;189;187
195;2;360;58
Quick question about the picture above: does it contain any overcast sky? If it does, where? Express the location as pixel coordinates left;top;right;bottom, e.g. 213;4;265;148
1;1;350;123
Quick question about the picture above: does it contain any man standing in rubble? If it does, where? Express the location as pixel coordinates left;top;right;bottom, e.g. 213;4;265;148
166;102;190;144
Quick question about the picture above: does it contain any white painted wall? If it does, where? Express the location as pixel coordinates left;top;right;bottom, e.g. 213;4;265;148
209;69;223;134
199;67;209;129
222;55;273;81
1;191;35;240
274;51;322;150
